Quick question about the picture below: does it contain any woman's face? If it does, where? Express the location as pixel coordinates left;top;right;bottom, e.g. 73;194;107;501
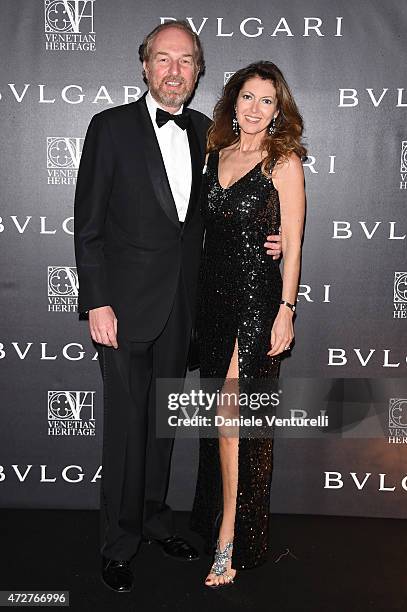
235;76;279;136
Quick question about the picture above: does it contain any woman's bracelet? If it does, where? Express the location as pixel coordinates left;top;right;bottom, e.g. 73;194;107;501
280;300;296;312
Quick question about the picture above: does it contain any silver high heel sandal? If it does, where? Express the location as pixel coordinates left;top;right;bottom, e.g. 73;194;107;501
205;539;236;588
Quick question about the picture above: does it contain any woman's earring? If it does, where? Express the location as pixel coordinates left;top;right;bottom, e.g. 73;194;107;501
268;116;276;135
232;115;240;136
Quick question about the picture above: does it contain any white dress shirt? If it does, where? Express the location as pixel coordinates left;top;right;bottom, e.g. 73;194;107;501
145;90;192;222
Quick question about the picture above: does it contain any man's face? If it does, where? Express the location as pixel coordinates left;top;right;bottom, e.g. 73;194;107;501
143;27;199;112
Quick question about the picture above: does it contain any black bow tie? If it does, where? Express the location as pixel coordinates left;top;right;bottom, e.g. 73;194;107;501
156;108;189;130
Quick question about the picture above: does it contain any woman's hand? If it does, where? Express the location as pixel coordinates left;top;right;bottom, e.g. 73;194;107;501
267;306;294;357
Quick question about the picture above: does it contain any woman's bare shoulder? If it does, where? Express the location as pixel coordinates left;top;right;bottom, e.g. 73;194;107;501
272;152;304;180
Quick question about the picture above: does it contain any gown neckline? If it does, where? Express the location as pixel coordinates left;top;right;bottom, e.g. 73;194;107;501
215;150;262;191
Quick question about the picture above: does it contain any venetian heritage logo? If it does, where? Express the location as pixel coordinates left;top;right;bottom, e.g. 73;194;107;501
44;0;96;51
400;141;407;190
393;272;407;319
224;72;235;85
47;137;82;185
48;266;78;312
48;391;96;436
388;398;407;444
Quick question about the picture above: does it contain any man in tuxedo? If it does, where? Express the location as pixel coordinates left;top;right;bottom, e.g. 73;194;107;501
74;20;281;592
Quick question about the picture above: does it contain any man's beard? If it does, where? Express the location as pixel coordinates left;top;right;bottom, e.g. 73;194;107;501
149;77;194;108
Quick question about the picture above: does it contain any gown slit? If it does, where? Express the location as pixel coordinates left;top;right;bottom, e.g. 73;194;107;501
217;338;239;569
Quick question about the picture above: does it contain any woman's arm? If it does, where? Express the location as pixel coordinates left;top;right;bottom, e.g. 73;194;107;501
268;152;305;356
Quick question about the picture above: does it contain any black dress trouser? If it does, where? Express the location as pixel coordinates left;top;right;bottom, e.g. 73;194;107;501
97;275;192;560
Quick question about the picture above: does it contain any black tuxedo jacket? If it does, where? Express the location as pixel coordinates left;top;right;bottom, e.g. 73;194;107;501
74;93;211;340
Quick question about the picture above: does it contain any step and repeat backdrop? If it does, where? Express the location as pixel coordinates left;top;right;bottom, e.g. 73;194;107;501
0;0;406;518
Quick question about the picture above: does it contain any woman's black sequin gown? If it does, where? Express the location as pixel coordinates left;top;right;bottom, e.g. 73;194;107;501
190;151;283;570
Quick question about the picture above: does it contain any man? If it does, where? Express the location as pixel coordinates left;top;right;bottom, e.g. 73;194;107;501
74;20;281;592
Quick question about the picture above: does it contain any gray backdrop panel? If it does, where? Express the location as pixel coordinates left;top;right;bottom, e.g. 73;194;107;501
0;0;406;517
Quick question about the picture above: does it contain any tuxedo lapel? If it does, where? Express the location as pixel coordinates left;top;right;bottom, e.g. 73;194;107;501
183;114;205;228
137;95;179;227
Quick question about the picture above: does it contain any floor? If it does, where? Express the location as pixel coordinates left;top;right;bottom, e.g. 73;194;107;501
1;510;406;611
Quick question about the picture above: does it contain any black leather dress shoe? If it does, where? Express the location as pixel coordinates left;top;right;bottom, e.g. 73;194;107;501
101;557;133;592
146;535;200;561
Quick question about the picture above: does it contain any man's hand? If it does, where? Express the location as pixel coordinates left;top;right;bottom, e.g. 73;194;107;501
264;227;282;260
89;306;118;348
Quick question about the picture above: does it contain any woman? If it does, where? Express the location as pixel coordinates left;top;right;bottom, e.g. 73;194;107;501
190;61;306;586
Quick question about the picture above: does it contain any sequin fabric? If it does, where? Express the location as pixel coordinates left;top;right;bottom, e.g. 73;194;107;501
190;150;282;570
